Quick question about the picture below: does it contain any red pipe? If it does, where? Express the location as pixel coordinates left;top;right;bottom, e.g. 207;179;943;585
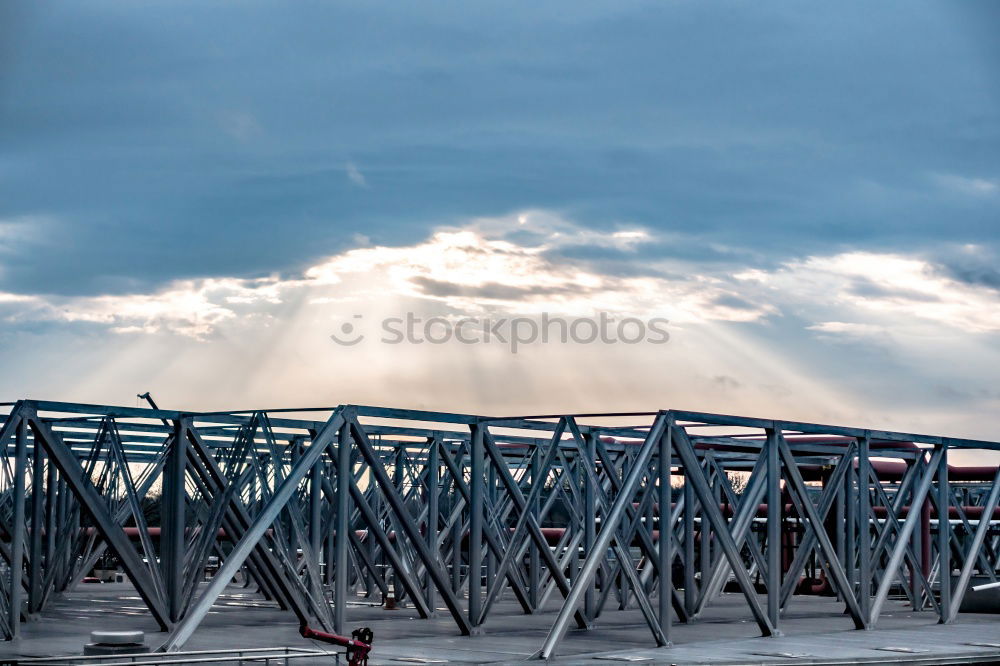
862;460;999;483
796;571;831;595
299;625;372;666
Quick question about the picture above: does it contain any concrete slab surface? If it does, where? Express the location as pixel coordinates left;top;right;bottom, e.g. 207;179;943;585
2;583;999;665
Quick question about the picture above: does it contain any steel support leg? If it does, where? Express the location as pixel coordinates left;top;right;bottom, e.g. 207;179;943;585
766;430;781;629
9;418;27;638
334;421;351;634
937;445;951;623
468;425;484;632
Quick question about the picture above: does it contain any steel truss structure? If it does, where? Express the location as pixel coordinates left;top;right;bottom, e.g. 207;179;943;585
1;399;999;658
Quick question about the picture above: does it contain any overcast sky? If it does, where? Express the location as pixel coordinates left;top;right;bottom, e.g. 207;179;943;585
1;2;998;442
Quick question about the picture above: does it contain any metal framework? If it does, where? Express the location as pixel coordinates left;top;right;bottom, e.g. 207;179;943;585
1;399;999;659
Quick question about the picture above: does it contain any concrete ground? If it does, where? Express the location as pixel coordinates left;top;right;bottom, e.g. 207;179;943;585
2;583;1000;665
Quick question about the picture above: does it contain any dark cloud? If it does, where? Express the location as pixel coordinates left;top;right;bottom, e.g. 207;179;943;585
711;375;742;391
541;238;765;268
846;278;942;303
710;294;763;311
0;1;997;298
926;244;1000;292
936;257;1000;291
948;266;1000;290
409;276;593;301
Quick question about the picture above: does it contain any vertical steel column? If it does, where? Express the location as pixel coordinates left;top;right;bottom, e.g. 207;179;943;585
844;464;856;598
683;467;696;615
28;432;44;615
529;446;541;609
644;470;655;597
468;424;484;632
392;446;403;599
325;523;335;586
857;434;871;619
45;458;57;583
583;434;596;622
487;459;497;598
426;438;439;613
701;466;715;590
617;450;631;610
915;496;931;609
309;455;322;562
163;419;188;623
766;429;781;629
55;474;69;593
937;445;950;623
451;512;462;593
334;420;351;634
371;475;382;596
9;419;27;638
285;443;298;553
657;417;672;642
834;469;845;602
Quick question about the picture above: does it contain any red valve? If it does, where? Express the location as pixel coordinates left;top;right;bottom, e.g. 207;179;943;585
300;624;374;666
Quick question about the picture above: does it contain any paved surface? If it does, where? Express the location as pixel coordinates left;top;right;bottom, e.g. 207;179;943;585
2;583;1000;664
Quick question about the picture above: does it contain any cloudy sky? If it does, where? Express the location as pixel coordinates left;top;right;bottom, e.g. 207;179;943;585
1;2;998;441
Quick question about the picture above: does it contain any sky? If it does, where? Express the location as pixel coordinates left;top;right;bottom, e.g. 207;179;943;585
0;2;998;442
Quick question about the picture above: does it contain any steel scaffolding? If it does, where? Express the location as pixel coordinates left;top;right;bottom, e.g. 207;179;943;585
1;399;998;658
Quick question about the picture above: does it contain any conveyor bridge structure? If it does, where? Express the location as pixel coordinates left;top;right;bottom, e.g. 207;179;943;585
0;399;998;659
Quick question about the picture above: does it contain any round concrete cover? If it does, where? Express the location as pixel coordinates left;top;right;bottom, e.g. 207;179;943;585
91;630;145;645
